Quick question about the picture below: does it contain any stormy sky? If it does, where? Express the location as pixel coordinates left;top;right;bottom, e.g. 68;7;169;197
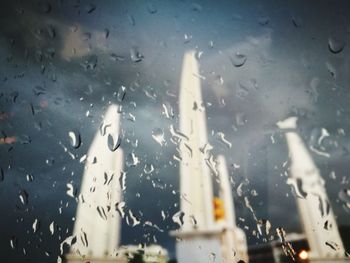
0;0;350;262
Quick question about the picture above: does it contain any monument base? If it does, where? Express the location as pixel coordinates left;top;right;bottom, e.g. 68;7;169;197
172;229;223;263
64;253;127;263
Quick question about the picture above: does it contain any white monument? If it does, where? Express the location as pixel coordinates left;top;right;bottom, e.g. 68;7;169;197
173;51;248;263
66;104;125;263
217;155;249;263
277;117;346;262
174;50;221;263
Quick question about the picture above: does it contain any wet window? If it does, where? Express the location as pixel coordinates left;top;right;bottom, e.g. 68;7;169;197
0;1;349;263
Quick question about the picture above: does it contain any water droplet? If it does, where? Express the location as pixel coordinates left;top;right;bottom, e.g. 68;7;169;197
116;201;126;218
287;178;307;199
291;16;303;27
328;37;345;54
49;221;55;235
162;103;174;119
96;206;108;220
130;47;143;62
18;135;31;144
326;62;337;79
10;236;17;249
32;219;40;233
119;171;126;192
144;163;154;174
152;128;166;146
209;252;216;262
126;153;140;167
126;210;141;227
0;168;4;181
216;132;232;148
107;133;121;152
68;131;81;149
66;183;76;198
258;16;270;25
19;190;28;205
147;2;157;14
80;229;89;247
85;3;96;13
110;53;125;61
117;85;126;102
26;173;34;182
104;28;109;39
230;52;247;67
184;34;192;44
325;241;341;251
339;189;350;212
172;211;185;227
33;86;46;96
257;219;271;236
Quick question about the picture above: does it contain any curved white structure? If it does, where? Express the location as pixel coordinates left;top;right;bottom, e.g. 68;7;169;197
277;117;345;261
178;51;215;231
67;104;124;262
217;155;249;263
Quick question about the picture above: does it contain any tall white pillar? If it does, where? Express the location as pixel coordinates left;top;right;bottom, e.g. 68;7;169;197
66;104;125;263
277;117;345;260
174;51;221;263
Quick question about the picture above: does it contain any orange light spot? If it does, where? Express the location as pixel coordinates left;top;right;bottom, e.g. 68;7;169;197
299;250;308;260
0;136;16;144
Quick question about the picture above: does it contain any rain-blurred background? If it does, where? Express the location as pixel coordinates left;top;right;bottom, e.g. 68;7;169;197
0;0;349;262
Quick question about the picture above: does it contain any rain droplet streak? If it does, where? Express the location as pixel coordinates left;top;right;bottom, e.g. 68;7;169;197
276;227;296;260
152;128;166;146
172;211;185;227
26;174;34;182
85;3;96;13
68;131;81;149
107;133;121;152
116;201;126;218
32;219;40;233
0;168;4;181
325;241;341;251
99;122;111;136
328;37;345;54
144;163;154;174
19;190;28;205
126;210;141;227
66;183;76;198
126;153;140;167
230;52;247;67
216;132;232;148
130;47;143;62
49;221;55;235
119;171;126;192
338;189;350;212
10;236;17;249
291;16;303;27
97;206;108;220
80;229;89;247
59;235;76;255
257;219;271;236
286;178;307;199
117;86;126;102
